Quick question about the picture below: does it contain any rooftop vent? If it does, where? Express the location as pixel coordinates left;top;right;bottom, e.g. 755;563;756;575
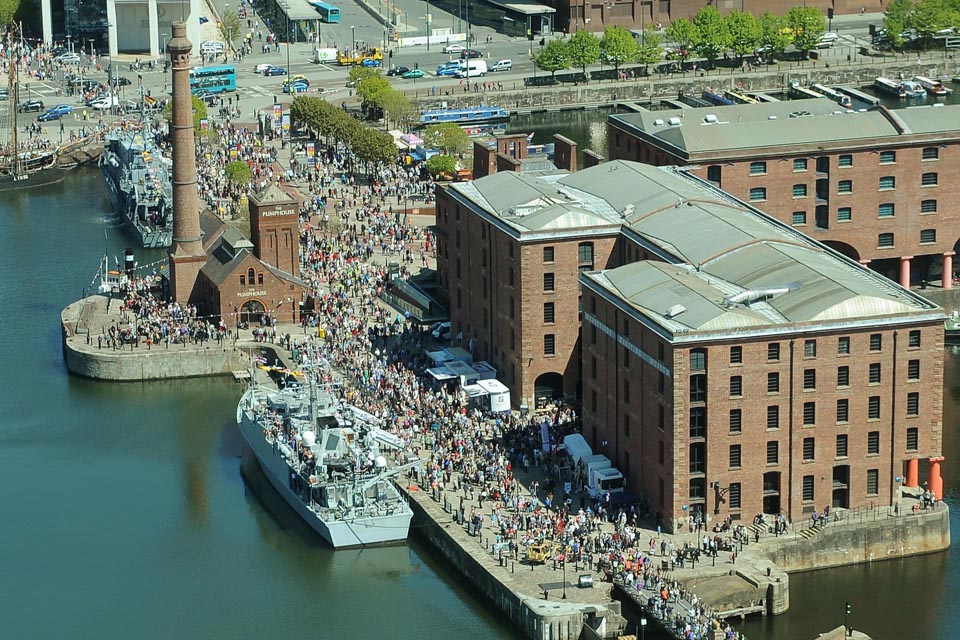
653;118;665;126
665;304;687;319
703;114;718;123
667;116;682;126
621;203;635;218
789;111;813;118
723;286;793;307
768;115;778;120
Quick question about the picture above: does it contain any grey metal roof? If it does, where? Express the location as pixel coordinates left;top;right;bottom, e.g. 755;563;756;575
609;99;960;155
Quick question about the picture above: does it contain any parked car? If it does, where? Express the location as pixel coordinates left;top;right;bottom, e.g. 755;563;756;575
402;68;424;79
386;66;410;76
460;49;483;59
360;58;381;67
442;44;466;54
56;52;81;64
37;104;73;121
283;80;310;93
18;99;45;112
436;65;461;77
263;65;288;76
490;59;512;72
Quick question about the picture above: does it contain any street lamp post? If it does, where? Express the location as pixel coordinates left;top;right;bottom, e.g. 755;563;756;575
351;25;356;51
425;0;431;51
640;618;647;640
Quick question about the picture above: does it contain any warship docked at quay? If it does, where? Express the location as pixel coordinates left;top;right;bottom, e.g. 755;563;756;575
98;122;173;248
236;369;417;548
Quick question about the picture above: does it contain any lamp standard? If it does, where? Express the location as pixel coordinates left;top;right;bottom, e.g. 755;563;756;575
351;25;356;51
425;0;431;51
640;618;647;640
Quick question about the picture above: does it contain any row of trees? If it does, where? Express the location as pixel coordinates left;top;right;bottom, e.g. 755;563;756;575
289;95;397;165
533;7;829;77
883;0;960;48
347;66;421;129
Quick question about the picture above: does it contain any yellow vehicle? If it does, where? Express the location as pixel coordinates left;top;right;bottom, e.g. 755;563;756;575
337;47;384;66
525;541;558;564
283;74;309;86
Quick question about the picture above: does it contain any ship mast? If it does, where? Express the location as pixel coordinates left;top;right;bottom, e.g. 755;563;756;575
7;23;21;178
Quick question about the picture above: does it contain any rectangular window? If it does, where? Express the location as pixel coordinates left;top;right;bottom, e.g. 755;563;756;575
730;376;743;398
749;187;767;202
868;431;880;455
767;441;779;465
730;346;742;364
921;200;938;214
508;267;514;286
591;356;597;379
623;414;630;438
543;302;555;324
878;203;895;218
239;275;246;286
909;330;921;348
509;297;515;318
793;184;807;198
838;336;851;355
867;469;880;496
879;176;896;190
868;396;880;420
907;392;920;416
804;339;817;358
838;180;853;194
906;427;919;451
870;334;882;351
544;334;556;356
838;154;853;167
729;444;742;469
838;365;850;387
921;172;938;186
768;372;780;393
908;359;920;380
729;483;742;509
923;147;939;160
793;158;808;171
920;229;937;244
837;207;852;222
623;348;630;369
879;150;896;164
803;369;816;390
543;272;555;291
623;379;631;403
730;409;742;434
803;475;815;501
689;374;707;403
690;349;706;370
836;434;849;458
869;362;882;384
767;405;780;429
543;246;555;262
792;211;807;225
803;401;816;426
749;161;767;175
803;437;815;462
767;343;780;361
837;399;849;423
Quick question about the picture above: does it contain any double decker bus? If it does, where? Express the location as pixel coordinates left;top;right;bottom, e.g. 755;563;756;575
188;65;237;94
310;1;341;23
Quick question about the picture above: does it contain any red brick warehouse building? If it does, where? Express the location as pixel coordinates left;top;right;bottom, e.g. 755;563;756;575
437;159;946;531
607;100;960;290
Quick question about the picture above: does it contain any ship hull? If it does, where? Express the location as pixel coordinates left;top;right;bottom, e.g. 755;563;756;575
237;401;413;548
0;166;69;191
99;156;172;249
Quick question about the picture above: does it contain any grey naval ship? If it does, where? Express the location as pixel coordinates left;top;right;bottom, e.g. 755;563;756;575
99;125;173;248
237;371;416;548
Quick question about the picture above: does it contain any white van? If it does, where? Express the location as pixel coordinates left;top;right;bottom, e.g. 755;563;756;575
200;40;225;55
455;59;487;77
490;59;512;72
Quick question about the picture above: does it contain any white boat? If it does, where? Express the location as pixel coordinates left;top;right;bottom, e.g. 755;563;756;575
901;80;929;98
237;371;416;548
874;77;907;99
913;75;951;96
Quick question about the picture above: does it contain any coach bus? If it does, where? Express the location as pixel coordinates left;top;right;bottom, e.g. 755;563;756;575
188;65;237;94
310;1;341;23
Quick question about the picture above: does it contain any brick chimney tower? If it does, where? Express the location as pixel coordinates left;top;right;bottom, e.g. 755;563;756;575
166;21;206;303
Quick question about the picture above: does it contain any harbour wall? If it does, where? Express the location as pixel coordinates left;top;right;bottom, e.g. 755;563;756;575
765;504;951;573
62;337;245;380
410;59;958;114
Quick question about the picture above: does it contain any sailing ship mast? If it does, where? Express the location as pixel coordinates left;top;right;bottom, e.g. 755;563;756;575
9;25;21;180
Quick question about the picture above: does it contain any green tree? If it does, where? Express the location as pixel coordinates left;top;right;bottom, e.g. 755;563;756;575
666;17;698;59
691;6;731;66
532;39;570;80
423;122;469;155
380;88;417;130
224;160;252;186
726;10;762;59
910;0;954;44
600;26;638;73
163;95;209;134
636;30;663;69
348;66;380;85
565;29;601;82
352;127;396;165
219;11;242;48
0;0;21;25
758;12;792;59
785;6;826;52
882;0;914;49
425;154;457;179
